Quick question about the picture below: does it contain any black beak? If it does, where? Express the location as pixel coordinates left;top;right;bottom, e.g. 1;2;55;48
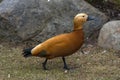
87;16;95;21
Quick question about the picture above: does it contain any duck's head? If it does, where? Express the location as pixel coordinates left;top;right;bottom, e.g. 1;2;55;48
73;13;94;30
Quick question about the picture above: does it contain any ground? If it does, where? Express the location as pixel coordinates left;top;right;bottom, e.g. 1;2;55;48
0;44;120;80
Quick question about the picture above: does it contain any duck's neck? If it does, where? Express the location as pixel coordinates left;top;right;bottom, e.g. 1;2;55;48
72;27;84;36
73;26;83;31
72;27;84;42
73;28;84;34
72;24;84;38
73;22;83;31
73;25;83;31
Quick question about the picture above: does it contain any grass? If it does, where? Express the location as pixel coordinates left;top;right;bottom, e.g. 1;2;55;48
0;44;120;80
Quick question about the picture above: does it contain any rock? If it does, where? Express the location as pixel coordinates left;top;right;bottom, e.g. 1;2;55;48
98;20;120;50
0;0;108;44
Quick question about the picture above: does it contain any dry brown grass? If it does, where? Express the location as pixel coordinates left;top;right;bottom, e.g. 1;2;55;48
0;44;120;80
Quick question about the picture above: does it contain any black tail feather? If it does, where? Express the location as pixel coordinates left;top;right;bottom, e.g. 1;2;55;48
22;47;33;58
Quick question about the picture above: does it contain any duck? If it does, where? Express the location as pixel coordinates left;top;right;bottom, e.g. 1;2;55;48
22;13;94;70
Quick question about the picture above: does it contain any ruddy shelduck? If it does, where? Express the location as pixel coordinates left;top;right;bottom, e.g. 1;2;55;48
22;13;94;70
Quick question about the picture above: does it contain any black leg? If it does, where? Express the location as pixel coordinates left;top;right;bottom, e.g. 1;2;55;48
42;58;48;70
62;57;69;70
81;49;85;54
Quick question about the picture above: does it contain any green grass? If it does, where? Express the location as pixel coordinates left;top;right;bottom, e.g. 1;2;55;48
0;44;120;80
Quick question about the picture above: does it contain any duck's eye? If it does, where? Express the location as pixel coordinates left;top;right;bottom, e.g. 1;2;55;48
82;16;85;17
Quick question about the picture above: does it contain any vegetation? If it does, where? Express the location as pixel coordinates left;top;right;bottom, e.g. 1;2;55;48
86;0;120;5
0;0;2;3
86;0;120;20
0;44;120;80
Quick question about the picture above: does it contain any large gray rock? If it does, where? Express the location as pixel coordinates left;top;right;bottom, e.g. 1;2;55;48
0;0;108;44
98;20;120;50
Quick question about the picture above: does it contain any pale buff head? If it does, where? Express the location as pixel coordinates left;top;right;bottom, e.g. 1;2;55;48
73;13;93;30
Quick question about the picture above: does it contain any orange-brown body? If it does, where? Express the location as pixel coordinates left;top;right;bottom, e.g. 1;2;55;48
31;29;84;59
